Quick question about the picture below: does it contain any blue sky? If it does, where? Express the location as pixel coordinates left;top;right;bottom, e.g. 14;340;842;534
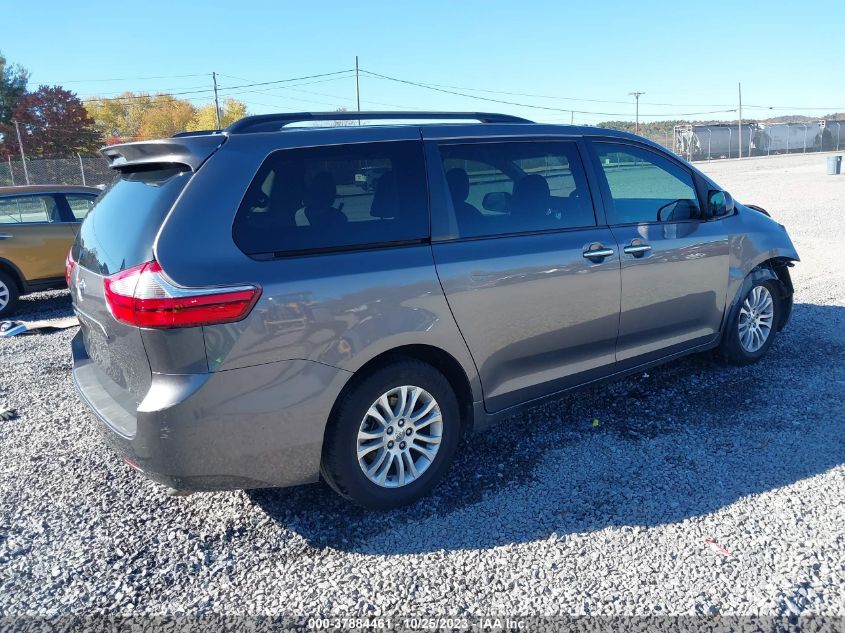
4;0;844;124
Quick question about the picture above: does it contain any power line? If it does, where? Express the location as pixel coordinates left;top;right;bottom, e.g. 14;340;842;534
80;70;354;103
218;73;355;103
362;70;845;114
45;72;211;83
366;75;749;109
76;82;212;98
217;73;417;110
359;69;736;118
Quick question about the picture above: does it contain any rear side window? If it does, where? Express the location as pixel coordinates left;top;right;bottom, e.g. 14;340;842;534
233;141;429;256
0;195;61;223
593;142;701;224
73;167;190;275
438;141;595;239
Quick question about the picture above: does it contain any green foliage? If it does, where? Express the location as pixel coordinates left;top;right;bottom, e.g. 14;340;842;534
0;51;29;124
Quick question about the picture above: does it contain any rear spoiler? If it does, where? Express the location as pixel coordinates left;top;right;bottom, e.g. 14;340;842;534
100;135;226;171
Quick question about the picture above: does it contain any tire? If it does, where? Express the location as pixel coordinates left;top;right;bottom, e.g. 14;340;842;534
321;359;461;509
719;278;781;366
0;270;20;319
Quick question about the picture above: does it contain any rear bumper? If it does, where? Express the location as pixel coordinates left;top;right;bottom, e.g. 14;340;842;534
71;330;352;491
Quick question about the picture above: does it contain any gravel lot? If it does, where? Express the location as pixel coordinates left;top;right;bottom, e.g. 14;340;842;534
0;152;843;627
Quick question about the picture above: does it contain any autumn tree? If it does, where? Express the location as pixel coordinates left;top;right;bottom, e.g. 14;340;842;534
85;93;150;141
0;51;28;124
186;97;247;131
136;94;196;139
87;92;248;141
0;85;101;157
87;92;192;141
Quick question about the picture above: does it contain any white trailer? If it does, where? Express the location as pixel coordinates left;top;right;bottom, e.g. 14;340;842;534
754;123;823;154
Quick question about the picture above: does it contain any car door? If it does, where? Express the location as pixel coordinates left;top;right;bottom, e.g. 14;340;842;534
427;137;621;412
0;194;76;283
588;140;729;367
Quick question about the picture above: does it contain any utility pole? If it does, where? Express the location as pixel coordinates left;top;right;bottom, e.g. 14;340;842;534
13;120;29;185
629;91;645;135
355;56;361;125
738;82;743;159
212;72;222;130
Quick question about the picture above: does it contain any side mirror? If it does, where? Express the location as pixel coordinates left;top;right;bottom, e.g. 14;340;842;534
482;191;511;213
707;190;734;218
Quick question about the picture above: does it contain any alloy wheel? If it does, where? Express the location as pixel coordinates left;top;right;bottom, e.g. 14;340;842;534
738;285;775;353
0;280;9;311
356;385;443;488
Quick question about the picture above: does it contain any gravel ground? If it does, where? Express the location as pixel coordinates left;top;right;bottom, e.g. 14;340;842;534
0;152;843;627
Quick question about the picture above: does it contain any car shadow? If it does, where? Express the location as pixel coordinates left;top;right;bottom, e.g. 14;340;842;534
12;289;73;320
250;301;845;554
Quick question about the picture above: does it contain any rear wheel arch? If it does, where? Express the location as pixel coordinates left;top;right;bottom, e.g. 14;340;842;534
320;354;465;508
0;259;25;293
331;344;476;437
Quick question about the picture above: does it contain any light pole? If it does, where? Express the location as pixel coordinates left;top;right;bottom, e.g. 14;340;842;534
629;91;645;135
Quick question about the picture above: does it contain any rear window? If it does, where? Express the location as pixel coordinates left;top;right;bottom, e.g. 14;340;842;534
233;141;429;256
73;167;190;275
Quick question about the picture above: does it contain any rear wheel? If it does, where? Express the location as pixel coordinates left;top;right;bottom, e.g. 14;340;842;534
321;359;460;509
719;279;780;365
0;271;20;319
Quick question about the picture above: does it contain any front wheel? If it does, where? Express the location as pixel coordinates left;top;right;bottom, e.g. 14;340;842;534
321;360;460;509
719;279;781;365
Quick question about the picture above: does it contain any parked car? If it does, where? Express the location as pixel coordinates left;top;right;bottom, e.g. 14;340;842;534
69;112;799;509
0;185;100;318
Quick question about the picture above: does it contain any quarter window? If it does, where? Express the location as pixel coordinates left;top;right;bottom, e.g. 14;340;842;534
65;194;97;221
593;143;700;224
0;195;60;224
438;141;595;238
233;141;429;256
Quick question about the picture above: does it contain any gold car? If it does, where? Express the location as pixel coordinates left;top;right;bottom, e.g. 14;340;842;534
0;185;101;318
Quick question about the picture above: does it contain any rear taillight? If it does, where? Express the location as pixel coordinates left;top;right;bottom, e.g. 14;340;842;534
65;249;75;286
103;261;261;329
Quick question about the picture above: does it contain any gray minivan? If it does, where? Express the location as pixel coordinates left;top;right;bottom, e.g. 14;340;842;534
70;112;799;509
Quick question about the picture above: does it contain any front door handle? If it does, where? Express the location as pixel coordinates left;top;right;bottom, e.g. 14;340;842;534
623;244;652;257
582;246;615;261
0;233;12;240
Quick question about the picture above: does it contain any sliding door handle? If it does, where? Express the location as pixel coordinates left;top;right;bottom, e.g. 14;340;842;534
582;247;615;261
623;244;652;256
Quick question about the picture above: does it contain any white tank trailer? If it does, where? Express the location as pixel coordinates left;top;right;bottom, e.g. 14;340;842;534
674;124;754;160
753;122;826;154
675;120;845;160
821;121;845;151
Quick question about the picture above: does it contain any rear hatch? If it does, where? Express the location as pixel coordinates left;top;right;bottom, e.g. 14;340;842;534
70;135;224;401
71;166;193;400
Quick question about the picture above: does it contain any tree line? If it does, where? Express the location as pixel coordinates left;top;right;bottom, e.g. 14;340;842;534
0;51;248;159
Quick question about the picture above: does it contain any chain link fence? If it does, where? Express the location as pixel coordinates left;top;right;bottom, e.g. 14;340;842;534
0;154;114;188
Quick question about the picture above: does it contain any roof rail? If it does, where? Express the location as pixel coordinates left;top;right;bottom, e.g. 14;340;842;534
225;111;533;134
